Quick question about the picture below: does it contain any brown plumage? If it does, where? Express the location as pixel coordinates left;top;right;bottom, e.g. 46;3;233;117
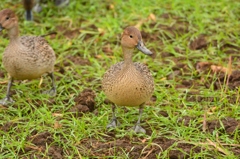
102;26;154;133
0;9;56;106
23;0;35;11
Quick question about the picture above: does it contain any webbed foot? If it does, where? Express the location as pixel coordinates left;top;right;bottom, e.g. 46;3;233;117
130;124;146;134
42;87;56;96
0;97;14;106
107;118;120;129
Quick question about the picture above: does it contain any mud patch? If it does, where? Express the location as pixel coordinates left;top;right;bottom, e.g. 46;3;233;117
63;55;91;67
206;117;239;134
69;88;96;117
196;61;240;90
217;70;240;89
0;121;18;132
76;116;239;158
189;34;208;50
178;116;239;135
56;26;80;39
79;136;205;158
22;131;63;158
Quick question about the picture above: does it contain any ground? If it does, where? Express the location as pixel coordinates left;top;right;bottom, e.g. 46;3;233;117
0;0;239;158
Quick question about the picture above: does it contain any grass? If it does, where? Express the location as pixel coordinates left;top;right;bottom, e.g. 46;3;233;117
0;0;240;158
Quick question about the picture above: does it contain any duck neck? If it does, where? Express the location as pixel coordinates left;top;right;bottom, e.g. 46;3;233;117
122;47;134;67
8;25;19;40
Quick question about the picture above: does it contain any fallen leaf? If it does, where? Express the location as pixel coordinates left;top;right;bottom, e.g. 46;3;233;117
109;4;114;9
211;65;225;73
54;121;62;129
141;138;147;143
148;13;156;21
38;77;43;88
52;113;63;117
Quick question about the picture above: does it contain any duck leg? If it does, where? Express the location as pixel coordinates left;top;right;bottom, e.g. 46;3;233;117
43;72;56;96
0;77;14;106
23;0;34;21
25;10;33;21
107;105;120;128
131;104;146;133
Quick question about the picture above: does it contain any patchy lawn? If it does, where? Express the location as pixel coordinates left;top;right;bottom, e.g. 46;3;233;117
0;0;239;158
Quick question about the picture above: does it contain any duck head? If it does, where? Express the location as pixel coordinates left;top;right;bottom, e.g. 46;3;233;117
121;26;153;56
0;9;18;32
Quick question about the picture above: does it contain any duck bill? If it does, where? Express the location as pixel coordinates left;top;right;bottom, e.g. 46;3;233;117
137;40;152;55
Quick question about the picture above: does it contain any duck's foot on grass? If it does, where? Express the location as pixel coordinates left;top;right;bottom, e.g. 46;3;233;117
107;119;121;129
0;97;14;106
42;88;56;96
130;124;146;134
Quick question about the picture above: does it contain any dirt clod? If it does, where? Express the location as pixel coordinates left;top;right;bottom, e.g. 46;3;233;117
0;122;17;132
69;89;96;117
23;131;63;158
207;117;239;134
189;34;208;50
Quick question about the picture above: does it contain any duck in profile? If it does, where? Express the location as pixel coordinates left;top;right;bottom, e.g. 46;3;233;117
102;26;154;133
0;9;56;106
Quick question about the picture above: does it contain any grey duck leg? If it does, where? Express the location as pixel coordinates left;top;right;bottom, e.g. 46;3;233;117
43;72;56;96
25;10;33;21
131;104;146;133
107;105;120;128
0;77;14;106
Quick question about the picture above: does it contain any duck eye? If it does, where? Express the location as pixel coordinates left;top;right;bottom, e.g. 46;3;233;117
129;35;133;38
6;17;9;20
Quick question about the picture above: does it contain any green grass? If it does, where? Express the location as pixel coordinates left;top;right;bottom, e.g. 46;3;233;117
0;0;240;158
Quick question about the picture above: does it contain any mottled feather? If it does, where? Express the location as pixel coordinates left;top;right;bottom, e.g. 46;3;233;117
3;35;55;80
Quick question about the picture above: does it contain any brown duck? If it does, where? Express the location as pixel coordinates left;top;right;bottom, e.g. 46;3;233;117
102;26;154;133
0;9;56;106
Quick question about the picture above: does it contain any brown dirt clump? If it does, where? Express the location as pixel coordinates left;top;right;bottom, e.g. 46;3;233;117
178;116;239;135
189;34;208;50
178;116;193;126
158;110;169;117
196;61;240;90
21;131;63;158
0;121;18;132
206;117;239;134
217;70;240;89
69;88;96;117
